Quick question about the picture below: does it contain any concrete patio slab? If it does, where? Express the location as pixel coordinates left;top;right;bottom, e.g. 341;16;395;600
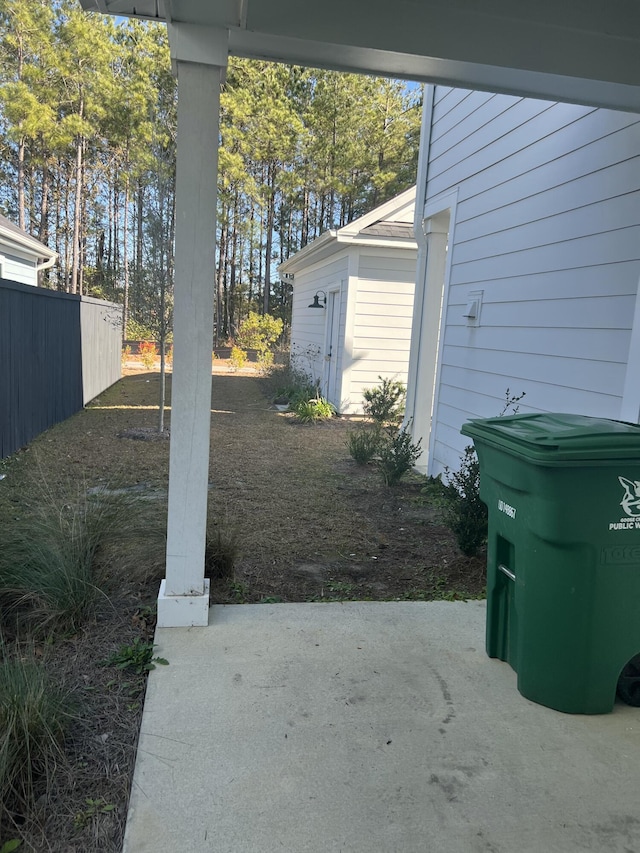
123;601;640;852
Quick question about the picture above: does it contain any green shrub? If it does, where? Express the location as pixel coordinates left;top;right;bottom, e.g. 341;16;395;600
126;318;154;341
236;312;283;355
347;425;382;465
229;346;248;371
0;653;76;819
362;377;406;427
257;350;274;372
441;446;488;556
435;390;525;556
138;340;157;370
293;396;335;423
376;426;422;486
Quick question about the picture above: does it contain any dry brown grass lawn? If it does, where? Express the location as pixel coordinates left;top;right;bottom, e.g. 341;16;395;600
0;365;484;852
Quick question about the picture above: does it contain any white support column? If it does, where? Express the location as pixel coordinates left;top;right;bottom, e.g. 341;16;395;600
158;28;228;628
404;217;449;474
404;233;429;454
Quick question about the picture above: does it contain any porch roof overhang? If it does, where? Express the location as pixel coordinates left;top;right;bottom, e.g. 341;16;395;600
79;0;640;112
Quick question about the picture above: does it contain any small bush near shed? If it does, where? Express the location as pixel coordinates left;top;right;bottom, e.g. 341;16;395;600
377;426;422;486
346;425;383;465
362;377;406;428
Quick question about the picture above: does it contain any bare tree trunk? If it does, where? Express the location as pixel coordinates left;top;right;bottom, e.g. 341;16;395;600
158;341;166;433
257;199;264;306
64;169;72;292
28;160;37;232
79;164;87;295
263;161;276;315
229;192;238;338
54;166;63;290
248;203;256;309
107;171;113;277
122;171;130;341
301;162;309;248
38;163;50;243
17;138;26;231
216;208;227;346
70;118;84;295
135;178;144;321
319;189;326;236
158;161;176;435
16;38;26;231
158;245;166;436
113;175;120;293
38;163;52;286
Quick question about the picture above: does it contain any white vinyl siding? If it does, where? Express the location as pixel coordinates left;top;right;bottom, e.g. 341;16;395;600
422;86;640;475
349;250;416;404
1;251;38;286
289;256;349;389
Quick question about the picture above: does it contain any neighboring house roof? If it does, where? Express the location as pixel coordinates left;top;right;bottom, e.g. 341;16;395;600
280;186;416;275
0;214;57;266
360;222;415;240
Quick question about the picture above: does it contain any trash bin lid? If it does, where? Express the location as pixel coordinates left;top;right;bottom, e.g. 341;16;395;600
461;413;640;463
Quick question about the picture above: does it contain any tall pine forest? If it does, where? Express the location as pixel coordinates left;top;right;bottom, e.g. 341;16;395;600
0;0;422;343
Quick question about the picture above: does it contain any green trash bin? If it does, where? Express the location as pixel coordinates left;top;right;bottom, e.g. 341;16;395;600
461;412;640;714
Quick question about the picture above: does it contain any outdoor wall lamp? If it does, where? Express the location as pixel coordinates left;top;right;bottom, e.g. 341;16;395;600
309;290;326;309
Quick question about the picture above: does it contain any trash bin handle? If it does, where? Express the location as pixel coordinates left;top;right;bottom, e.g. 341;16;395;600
498;564;516;581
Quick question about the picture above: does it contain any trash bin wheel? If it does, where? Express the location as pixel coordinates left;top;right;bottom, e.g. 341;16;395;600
616;655;640;707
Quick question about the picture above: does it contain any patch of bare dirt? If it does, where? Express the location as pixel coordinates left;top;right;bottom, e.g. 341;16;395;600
118;427;170;441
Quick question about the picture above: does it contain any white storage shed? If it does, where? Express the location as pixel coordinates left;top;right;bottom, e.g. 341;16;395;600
281;187;417;414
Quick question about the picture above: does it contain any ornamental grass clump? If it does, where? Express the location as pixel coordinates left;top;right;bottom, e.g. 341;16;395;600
0;651;76;822
0;485;163;635
204;520;240;580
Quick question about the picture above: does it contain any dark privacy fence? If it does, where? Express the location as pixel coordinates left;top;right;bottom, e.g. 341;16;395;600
0;278;121;459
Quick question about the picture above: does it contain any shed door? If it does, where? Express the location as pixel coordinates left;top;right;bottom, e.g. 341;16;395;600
324;288;340;406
